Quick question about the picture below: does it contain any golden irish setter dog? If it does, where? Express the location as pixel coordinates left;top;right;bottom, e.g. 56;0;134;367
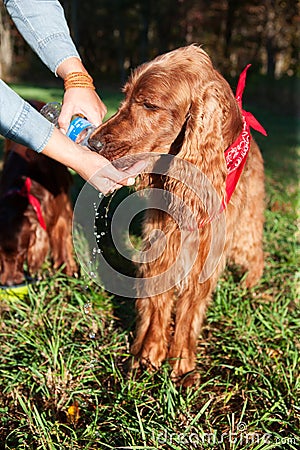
89;45;266;386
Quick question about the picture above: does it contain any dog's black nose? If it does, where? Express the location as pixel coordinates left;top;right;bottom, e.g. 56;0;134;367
87;136;104;152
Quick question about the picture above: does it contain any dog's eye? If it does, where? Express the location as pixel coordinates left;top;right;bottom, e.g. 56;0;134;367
143;102;159;111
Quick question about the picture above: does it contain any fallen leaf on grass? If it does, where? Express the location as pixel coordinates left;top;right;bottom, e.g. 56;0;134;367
66;400;80;426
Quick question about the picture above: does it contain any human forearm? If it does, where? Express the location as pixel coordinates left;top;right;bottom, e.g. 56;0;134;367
0;80;54;152
4;0;80;74
56;58;107;131
4;0;107;129
56;57;88;79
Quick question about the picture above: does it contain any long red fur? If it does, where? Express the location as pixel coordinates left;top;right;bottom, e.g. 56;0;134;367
90;45;265;386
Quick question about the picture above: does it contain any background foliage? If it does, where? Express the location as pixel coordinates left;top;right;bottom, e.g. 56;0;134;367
0;0;299;84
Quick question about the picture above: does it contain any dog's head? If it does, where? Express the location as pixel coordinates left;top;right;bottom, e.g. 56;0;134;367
89;45;242;171
89;45;244;224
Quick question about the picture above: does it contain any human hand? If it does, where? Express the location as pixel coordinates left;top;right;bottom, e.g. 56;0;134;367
56;57;107;133
58;88;107;133
41;127;147;195
79;148;147;195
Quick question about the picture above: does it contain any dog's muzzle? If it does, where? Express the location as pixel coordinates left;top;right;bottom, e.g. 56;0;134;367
87;136;104;152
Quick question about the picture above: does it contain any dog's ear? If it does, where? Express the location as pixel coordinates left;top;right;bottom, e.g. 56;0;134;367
27;224;49;274
165;79;239;225
183;81;233;191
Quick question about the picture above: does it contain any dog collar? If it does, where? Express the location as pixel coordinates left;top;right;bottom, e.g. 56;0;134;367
224;64;267;206
4;177;47;230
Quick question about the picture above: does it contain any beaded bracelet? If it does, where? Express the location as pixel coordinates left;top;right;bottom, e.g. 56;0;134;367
64;72;95;90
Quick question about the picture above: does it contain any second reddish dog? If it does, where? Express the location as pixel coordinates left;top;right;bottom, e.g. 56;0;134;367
0;133;77;286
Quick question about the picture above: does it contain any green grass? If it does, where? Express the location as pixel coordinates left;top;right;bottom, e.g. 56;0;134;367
0;81;299;449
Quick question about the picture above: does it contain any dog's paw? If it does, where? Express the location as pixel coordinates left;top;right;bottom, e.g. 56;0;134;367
131;339;167;373
131;355;161;372
243;271;263;289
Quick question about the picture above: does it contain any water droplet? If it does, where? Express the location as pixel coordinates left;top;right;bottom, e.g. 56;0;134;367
89;359;98;368
84;302;92;314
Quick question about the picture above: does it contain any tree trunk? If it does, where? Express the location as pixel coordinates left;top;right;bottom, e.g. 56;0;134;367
264;0;277;78
0;5;13;80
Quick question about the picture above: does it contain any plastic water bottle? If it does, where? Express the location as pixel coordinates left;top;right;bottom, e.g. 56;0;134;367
40;102;96;147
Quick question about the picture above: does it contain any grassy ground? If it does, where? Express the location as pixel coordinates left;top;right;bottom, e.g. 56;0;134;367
0;80;299;449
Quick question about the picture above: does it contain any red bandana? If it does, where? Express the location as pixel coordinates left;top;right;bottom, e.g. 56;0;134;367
21;178;47;230
4;177;47;230
224;64;267;206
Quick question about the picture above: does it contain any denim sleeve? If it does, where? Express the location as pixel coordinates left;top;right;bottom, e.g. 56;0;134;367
4;0;80;74
0;80;54;153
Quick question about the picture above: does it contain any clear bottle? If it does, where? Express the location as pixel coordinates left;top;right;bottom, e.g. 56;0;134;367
40;102;96;147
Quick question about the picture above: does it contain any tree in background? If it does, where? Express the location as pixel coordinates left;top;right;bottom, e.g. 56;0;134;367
0;3;13;79
0;0;299;83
